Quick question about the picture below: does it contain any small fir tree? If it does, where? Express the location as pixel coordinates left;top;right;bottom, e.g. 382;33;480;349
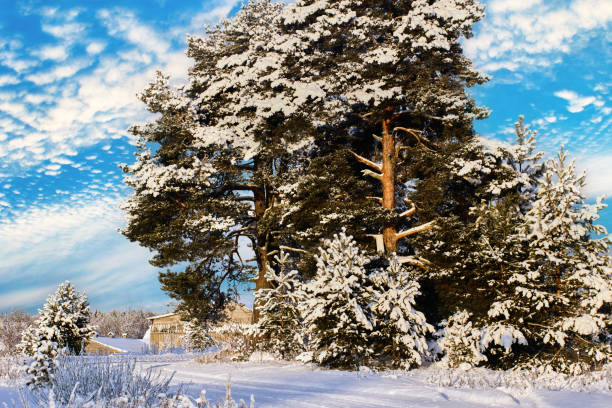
183;319;215;352
435;310;487;368
516;148;611;373
255;251;305;359
370;255;433;369
19;282;93;386
301;231;375;369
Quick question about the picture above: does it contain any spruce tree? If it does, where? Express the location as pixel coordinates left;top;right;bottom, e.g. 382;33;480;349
183;319;215;352
35;281;94;354
370;255;432;369
419;117;543;324
19;282;94;386
254;251;304;359
301;231;375;368
515;148;611;373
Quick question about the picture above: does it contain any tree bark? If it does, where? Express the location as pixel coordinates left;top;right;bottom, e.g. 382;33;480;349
252;185;272;323
381;112;397;253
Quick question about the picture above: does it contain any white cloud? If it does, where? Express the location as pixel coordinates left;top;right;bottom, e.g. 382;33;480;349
0;74;19;86
0;195;165;311
488;0;543;13
554;90;605;113
25;60;89;85
35;44;69;61
85;41;106;55
97;9;170;56
578;154;612;198
0;285;57;310
467;0;612;72
42;22;87;40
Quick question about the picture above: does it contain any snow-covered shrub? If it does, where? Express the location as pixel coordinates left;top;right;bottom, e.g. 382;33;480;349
208;324;256;361
370;256;433;369
301;231;375;369
254;251;305;360
183;319;216;352
434;310;486;368
25;355;174;407
21;336;59;386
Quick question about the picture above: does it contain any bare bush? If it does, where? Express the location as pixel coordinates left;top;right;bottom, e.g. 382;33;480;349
90;310;154;339
0;310;35;356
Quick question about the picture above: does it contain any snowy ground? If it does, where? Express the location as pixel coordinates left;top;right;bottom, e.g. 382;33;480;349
141;359;612;408
1;356;610;407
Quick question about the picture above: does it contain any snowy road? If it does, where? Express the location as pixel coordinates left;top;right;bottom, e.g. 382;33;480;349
144;360;612;408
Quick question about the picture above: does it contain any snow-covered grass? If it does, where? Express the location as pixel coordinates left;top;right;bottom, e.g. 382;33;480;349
140;358;612;408
0;356;22;385
425;363;612;393
1;353;611;407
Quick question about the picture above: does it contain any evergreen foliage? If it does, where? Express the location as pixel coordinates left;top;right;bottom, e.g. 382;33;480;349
115;0;612;374
512;148;610;373
254;251;305;359
434;310;487;369
370;255;433;369
301;231;375;369
183;319;216;352
19;282;94;386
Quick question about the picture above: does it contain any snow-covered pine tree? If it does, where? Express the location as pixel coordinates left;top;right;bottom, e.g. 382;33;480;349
301;231;375;368
121;0;321;322
35;281;94;354
514;147;612;373
434;310;487;368
19;282;93;386
370;255;432;369
183;319;215;352
20;332;59;386
270;0;489;263
417;117;542;325
254;251;304;359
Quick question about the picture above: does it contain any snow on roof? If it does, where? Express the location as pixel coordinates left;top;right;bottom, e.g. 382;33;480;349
147;312;179;320
91;337;148;354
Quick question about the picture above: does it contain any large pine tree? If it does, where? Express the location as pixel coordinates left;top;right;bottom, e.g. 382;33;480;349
267;0;489;272
122;0;319;322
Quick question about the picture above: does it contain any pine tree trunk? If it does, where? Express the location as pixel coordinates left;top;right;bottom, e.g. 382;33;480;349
381;113;397;253
252;185;272;323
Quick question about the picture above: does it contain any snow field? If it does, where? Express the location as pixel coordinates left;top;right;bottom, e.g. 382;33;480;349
141;360;612;408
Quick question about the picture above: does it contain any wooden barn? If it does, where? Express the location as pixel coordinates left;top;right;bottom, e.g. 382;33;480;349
147;302;253;350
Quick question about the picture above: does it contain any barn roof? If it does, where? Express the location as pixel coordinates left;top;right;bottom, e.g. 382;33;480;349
147;312;179;320
90;337;148;354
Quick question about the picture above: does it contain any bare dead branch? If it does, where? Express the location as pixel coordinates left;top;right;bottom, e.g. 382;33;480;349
399;204;416;218
350;150;382;172
367;234;385;254
395;220;436;242
394;127;438;151
362;169;382;181
397;256;430;270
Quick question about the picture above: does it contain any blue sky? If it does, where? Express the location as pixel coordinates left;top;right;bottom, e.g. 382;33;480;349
0;0;610;313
